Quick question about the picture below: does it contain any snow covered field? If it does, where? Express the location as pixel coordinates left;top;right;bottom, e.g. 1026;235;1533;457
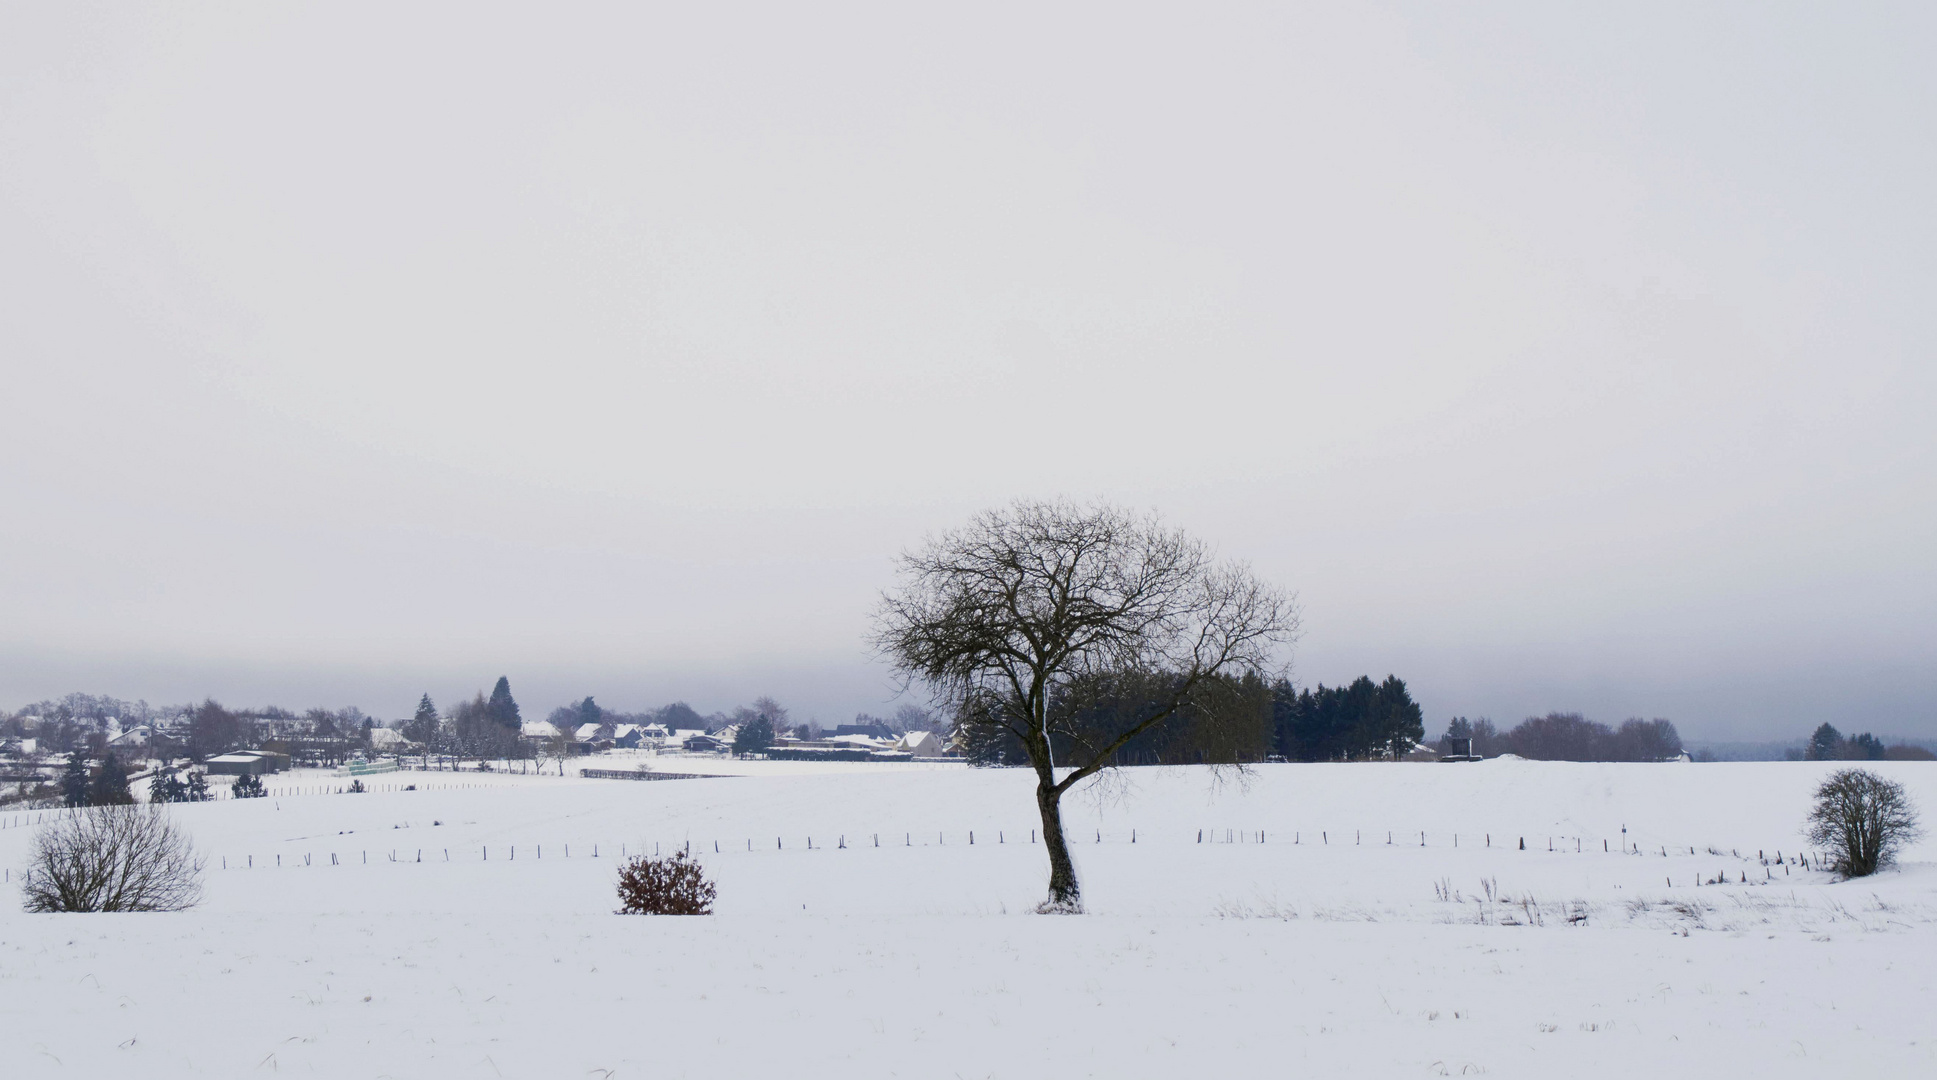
3;759;1933;1077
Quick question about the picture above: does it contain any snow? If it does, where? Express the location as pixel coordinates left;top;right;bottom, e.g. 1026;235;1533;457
3;759;1934;1077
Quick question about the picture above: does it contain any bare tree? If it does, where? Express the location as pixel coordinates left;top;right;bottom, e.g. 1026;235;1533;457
892;703;942;734
1805;768;1920;878
873;500;1298;912
23;803;205;912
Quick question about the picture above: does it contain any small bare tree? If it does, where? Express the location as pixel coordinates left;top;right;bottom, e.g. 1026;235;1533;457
23;803;205;912
1806;768;1920;878
874;500;1298;912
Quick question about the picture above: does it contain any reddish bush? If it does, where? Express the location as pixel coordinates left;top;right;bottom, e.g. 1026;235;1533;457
615;850;716;915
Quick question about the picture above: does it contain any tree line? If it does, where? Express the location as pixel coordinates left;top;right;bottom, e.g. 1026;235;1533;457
1436;713;1683;762
951;672;1429;766
1798;723;1934;762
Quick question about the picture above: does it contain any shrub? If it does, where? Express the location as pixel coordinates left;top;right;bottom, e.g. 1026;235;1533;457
231;773;266;798
615;850;716;915
23;803;205;912
347;779;366;794
1805;768;1921;878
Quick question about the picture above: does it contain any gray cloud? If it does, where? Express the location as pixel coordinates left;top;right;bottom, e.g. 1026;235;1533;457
3;4;1932;738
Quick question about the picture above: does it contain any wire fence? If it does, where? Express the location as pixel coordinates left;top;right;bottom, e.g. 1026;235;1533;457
1;827;1824;889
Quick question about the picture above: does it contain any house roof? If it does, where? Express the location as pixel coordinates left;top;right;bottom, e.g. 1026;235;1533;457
827;733;891;748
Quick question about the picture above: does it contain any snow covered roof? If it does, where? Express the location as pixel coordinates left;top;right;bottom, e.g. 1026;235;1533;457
827;733;891;748
521;720;561;739
370;728;406;748
575;723;603;740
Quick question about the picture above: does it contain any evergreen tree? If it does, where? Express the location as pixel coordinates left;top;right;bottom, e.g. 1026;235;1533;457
61;751;90;808
1272;674;1425;761
88;751;134;805
1807;723;1844;761
404;694;440;746
149;770;183;803
232;773;267;798
733;714;775;757
1844;732;1886;760
186;771;210;802
577;696;602;730
1371;675;1425;758
485;677;521;730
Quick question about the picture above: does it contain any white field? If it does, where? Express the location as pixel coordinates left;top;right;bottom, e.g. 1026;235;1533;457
2;758;1934;1078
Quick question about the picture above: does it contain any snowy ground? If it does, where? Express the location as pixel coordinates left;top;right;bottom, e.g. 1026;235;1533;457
2;759;1933;1077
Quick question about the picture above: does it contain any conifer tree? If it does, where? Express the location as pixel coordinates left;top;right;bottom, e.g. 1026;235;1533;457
88;751;135;805
1807;723;1844;761
186;771;209;802
486;677;521;730
732;714;775;757
61;751;90;808
405;694;440;747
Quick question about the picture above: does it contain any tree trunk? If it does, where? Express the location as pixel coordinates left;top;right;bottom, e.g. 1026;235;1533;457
1035;778;1082;913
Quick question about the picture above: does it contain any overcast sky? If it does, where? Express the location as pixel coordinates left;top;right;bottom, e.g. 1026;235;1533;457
3;4;1932;740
